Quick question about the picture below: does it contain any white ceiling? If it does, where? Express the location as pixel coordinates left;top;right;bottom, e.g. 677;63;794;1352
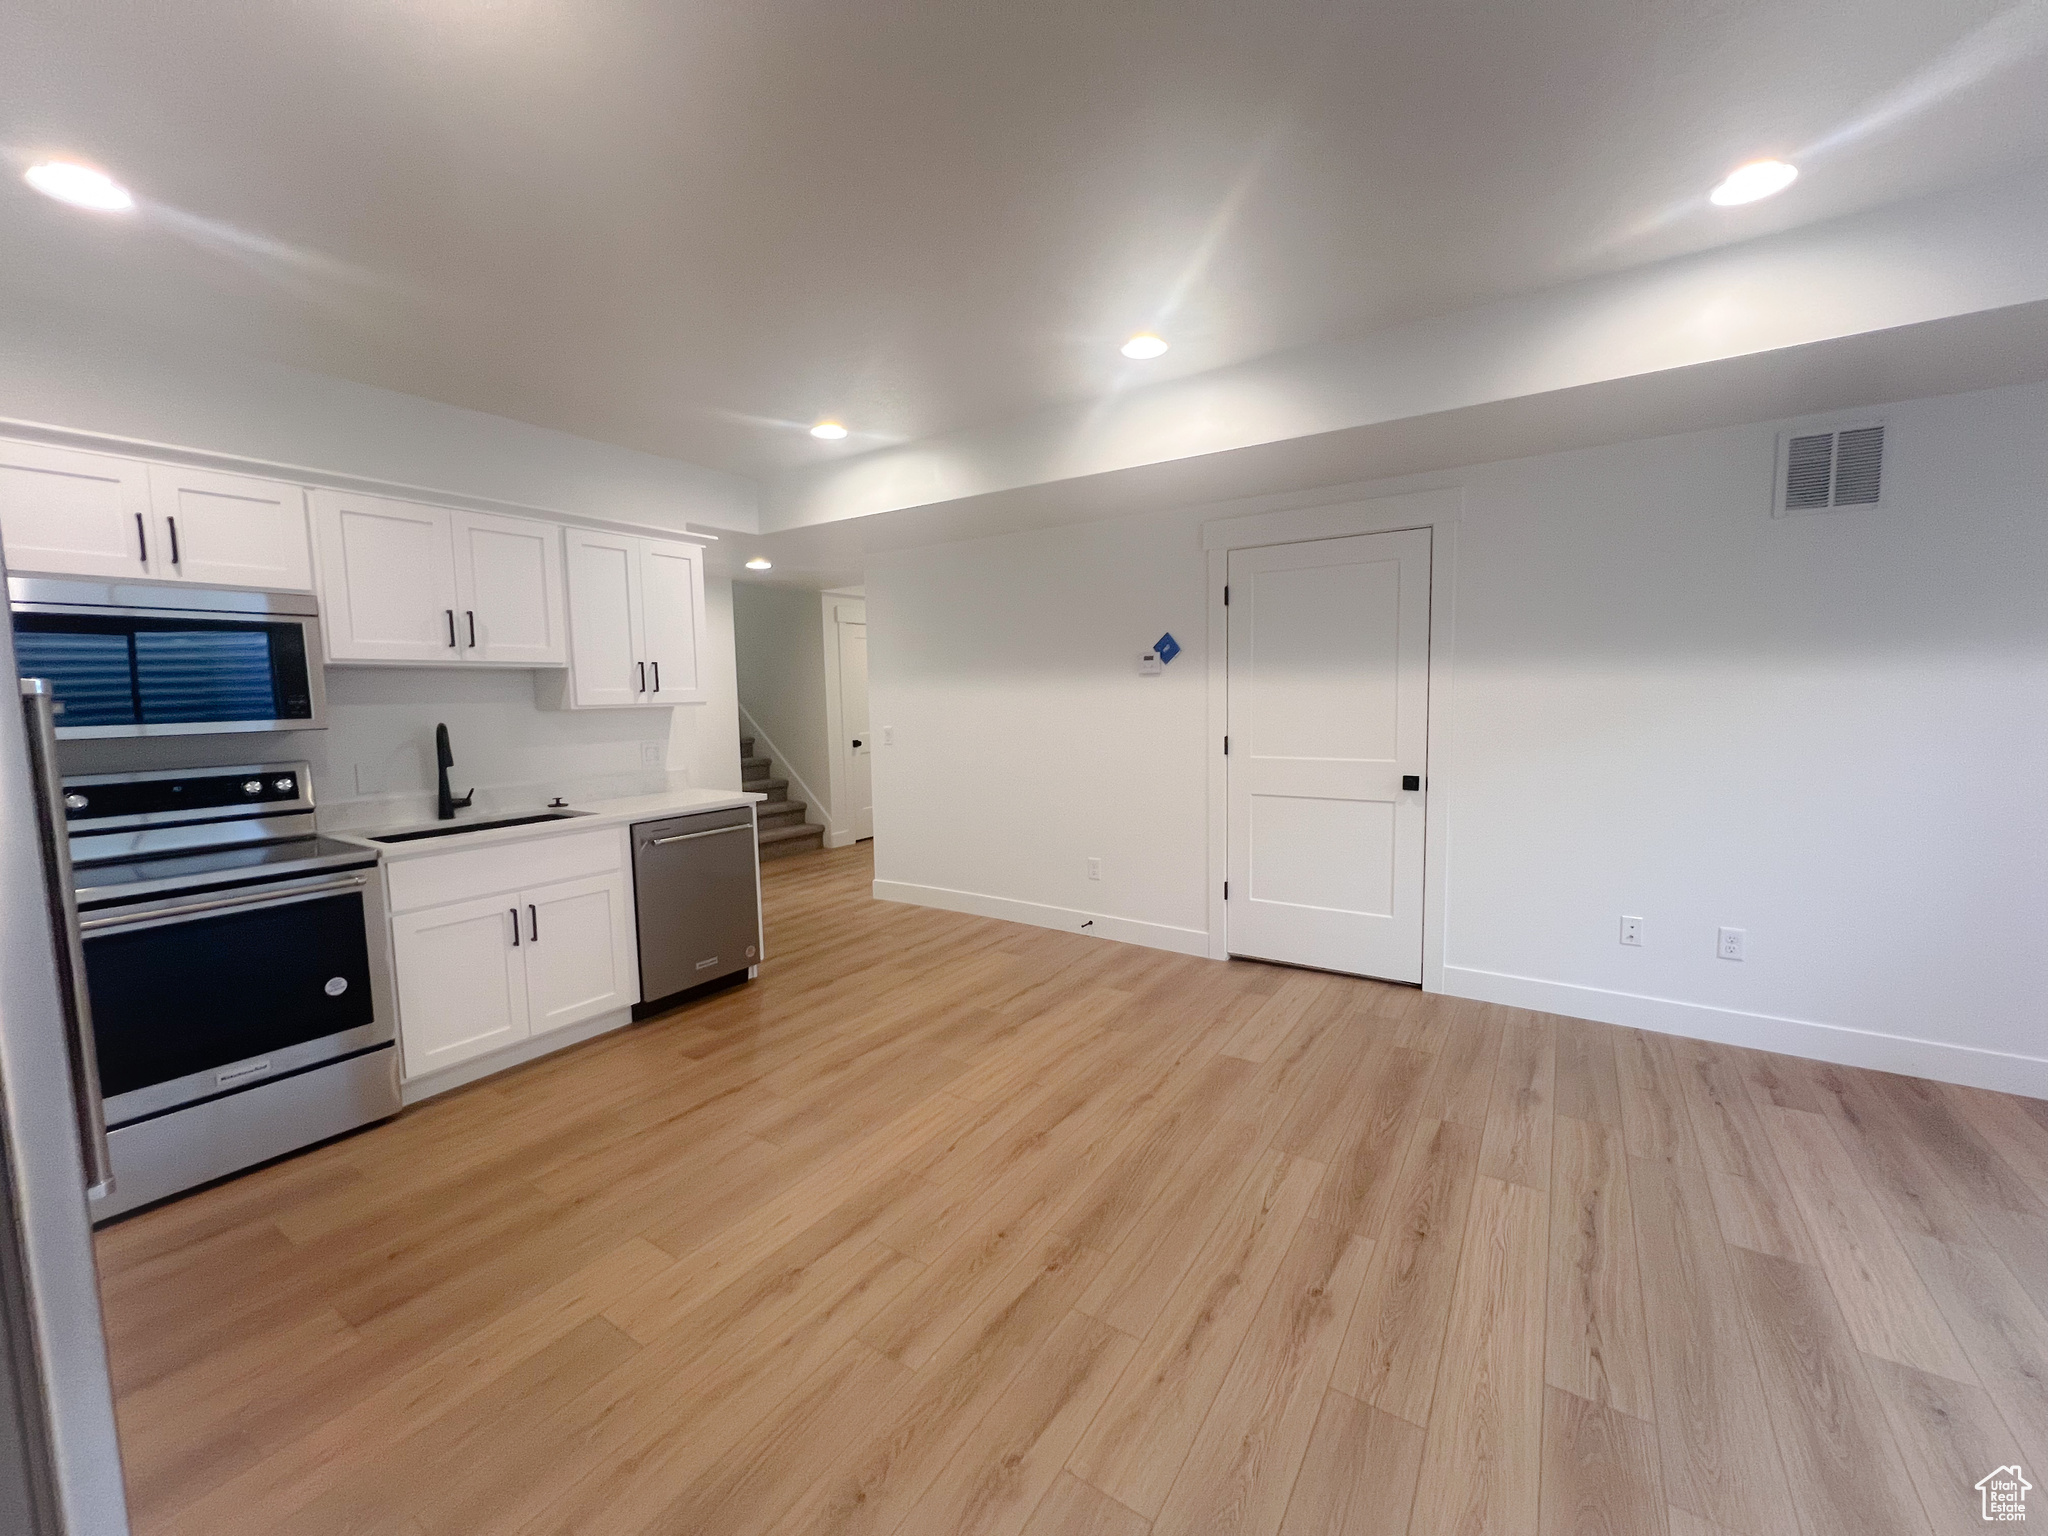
3;1;2045;481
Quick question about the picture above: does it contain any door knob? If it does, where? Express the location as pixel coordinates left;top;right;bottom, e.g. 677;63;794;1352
1402;774;1421;791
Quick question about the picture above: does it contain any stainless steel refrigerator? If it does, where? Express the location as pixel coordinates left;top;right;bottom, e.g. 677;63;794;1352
0;547;132;1532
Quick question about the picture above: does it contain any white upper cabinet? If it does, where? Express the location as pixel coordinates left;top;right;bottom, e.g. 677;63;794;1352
0;443;315;590
146;465;313;591
555;528;708;709
0;441;157;581
562;529;644;707
640;537;709;705
312;491;462;663
451;510;566;666
312;491;566;667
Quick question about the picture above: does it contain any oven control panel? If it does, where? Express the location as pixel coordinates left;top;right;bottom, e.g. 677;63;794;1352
59;763;314;828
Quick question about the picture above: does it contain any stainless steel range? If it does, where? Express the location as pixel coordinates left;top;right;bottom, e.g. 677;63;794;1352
56;756;400;1219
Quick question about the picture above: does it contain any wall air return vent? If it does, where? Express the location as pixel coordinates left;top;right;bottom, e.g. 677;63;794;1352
1775;423;1886;516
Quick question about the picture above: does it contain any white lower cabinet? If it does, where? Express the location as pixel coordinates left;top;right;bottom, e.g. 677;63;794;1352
389;843;637;1080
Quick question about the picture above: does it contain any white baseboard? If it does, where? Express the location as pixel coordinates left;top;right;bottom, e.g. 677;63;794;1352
874;880;1211;958
1442;965;2048;1099
401;1005;636;1105
826;828;861;849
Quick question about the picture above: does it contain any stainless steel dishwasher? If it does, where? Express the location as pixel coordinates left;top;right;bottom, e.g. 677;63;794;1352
630;805;763;1011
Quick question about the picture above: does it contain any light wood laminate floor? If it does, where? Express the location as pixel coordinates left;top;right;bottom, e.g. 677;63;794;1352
97;843;2048;1536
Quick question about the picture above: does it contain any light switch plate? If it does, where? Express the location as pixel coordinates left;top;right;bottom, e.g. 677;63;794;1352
1137;652;1163;676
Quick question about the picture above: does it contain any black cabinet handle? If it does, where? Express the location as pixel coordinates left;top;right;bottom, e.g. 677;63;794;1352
637;661;646;693
651;660;660;694
466;610;477;648
135;513;149;565
528;904;538;943
446;609;457;648
510;908;520;947
167;516;181;567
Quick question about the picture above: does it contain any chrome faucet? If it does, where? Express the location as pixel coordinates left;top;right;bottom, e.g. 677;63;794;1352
435;723;474;820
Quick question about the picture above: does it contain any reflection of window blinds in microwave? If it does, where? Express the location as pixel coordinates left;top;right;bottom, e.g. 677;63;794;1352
135;631;279;722
12;630;138;725
1781;424;1884;512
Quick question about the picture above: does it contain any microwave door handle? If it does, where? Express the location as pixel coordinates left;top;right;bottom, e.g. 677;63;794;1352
18;679;115;1197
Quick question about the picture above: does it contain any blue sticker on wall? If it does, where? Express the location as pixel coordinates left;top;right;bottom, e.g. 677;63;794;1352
1154;632;1181;665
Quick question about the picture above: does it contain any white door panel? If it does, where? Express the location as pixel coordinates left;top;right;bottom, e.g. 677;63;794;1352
312;492;461;663
0;441;155;579
640;538;706;705
392;896;529;1076
564;529;645;707
1227;527;1430;982
836;611;873;842
453;511;566;665
148;466;313;591
521;872;636;1034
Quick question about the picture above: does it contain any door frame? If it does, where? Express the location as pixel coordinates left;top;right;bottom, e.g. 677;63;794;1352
1203;486;1461;992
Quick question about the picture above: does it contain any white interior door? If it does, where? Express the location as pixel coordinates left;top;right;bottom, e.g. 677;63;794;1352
0;440;155;579
311;492;460;663
836;608;873;841
147;466;313;591
1226;528;1430;982
640;538;708;705
564;529;645;707
453;511;566;665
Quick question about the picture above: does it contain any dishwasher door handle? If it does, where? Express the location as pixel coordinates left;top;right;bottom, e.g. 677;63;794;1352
648;824;752;847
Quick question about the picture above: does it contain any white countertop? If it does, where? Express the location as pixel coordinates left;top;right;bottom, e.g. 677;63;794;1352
331;786;764;861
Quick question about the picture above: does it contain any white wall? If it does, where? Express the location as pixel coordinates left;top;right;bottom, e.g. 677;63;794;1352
732;583;835;831
867;379;2048;1094
58;576;742;827
0;300;757;534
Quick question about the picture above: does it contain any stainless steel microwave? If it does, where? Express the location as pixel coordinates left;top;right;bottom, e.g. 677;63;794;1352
8;575;326;739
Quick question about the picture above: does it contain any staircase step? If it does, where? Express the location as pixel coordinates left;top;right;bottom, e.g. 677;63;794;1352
739;736;754;758
757;801;807;830
743;776;787;799
741;756;772;775
757;822;826;860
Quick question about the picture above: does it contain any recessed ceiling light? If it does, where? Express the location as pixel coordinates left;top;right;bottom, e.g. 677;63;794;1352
23;160;135;212
1709;159;1798;207
809;421;849;441
1120;333;1169;360
745;557;773;571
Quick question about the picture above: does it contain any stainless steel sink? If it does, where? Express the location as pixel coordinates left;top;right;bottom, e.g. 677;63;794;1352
368;811;590;844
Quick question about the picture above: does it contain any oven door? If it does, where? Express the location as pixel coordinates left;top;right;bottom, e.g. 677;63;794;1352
78;866;393;1127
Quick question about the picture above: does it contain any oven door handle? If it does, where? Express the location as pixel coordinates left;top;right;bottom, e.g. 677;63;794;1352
79;872;371;933
20;679;116;1197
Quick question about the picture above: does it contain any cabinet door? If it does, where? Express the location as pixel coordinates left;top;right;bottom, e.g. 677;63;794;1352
391;896;529;1077
0;440;155;579
519;870;637;1034
451;511;566;665
639;537;709;705
148;465;313;591
311;491;461;662
563;529;646;707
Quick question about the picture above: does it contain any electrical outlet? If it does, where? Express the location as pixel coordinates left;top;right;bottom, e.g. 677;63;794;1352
1087;857;1101;881
640;741;662;767
1718;926;1746;961
1619;916;1643;947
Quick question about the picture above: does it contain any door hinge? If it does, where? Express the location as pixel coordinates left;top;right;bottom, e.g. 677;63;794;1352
1223;585;1230;605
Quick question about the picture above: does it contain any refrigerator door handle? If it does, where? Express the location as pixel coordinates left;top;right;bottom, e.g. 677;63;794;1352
18;679;115;1199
